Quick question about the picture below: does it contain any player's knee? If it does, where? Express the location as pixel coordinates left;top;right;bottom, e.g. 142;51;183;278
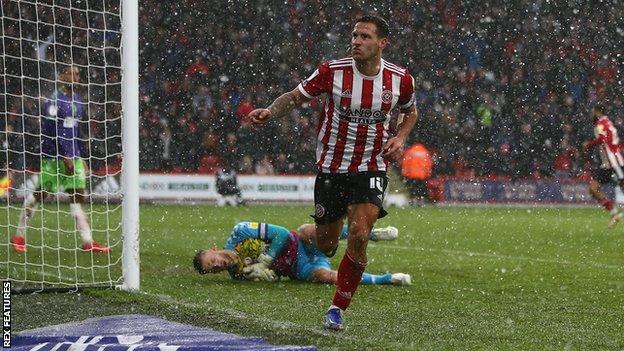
71;191;86;203
348;223;371;250
348;221;371;240
350;233;369;252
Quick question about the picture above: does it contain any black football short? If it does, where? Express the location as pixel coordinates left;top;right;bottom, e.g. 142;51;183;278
312;171;389;225
592;167;616;185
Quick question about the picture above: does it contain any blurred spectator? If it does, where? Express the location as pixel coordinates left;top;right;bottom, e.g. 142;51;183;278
401;144;433;205
239;155;254;174
273;153;295;174
254;155;275;175
554;138;579;178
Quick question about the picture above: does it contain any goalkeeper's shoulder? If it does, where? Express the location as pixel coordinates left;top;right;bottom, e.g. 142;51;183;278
224;221;265;249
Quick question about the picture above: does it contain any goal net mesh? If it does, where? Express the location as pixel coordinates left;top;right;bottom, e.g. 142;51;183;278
1;0;124;291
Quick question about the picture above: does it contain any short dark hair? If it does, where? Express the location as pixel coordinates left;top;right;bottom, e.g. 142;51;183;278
355;15;389;39
193;250;207;274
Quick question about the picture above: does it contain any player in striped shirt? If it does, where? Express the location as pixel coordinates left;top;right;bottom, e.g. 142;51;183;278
583;104;624;227
248;15;417;330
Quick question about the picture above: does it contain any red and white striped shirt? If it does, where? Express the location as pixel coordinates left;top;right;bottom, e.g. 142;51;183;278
589;115;624;175
297;57;415;173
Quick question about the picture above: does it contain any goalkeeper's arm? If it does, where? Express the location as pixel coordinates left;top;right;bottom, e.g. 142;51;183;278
264;224;290;258
242;224;290;281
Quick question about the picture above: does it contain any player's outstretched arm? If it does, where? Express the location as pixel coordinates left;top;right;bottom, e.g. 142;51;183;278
248;87;310;125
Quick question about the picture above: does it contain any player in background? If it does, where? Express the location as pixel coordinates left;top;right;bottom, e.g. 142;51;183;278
193;221;408;286
247;14;417;329
582;104;624;227
215;167;245;207
10;66;110;253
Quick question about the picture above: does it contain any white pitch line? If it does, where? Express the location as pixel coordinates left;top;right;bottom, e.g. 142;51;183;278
378;245;622;270
6;266;73;281
10;269;387;345
10;270;400;347
142;291;383;346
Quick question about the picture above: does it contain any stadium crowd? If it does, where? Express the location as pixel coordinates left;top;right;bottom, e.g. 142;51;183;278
3;1;624;180
137;0;623;179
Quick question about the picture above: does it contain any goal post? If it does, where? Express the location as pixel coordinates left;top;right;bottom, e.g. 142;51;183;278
1;0;139;292
120;0;139;292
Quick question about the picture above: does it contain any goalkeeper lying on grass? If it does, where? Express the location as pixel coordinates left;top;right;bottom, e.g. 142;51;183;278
192;221;411;285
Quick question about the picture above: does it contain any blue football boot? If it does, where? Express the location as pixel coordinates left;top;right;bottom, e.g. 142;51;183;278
324;307;343;330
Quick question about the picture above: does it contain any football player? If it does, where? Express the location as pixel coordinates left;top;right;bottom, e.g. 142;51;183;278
583;104;624;227
11;66;109;253
193;221;410;286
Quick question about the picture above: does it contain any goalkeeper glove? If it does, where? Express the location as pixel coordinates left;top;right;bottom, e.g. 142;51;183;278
248;267;277;282
242;254;276;281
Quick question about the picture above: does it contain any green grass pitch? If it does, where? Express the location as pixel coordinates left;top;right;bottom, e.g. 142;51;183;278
6;204;624;350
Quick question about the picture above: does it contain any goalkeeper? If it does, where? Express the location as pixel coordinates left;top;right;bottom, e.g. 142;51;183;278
193;221;411;285
10;66;109;253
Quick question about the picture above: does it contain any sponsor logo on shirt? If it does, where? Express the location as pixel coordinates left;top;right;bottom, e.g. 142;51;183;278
337;106;387;125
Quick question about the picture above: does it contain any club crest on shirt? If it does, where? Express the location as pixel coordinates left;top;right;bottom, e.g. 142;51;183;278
315;204;325;218
381;90;393;104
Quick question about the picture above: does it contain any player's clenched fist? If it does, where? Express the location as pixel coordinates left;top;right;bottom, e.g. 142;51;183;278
248;108;272;125
382;136;405;163
242;253;276;281
246;267;277;282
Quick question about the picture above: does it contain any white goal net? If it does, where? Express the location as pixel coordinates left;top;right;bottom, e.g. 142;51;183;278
1;0;139;292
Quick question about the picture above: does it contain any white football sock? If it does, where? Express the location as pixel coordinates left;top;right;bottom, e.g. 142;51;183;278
16;194;38;237
217;196;226;207
70;203;92;244
226;195;238;206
